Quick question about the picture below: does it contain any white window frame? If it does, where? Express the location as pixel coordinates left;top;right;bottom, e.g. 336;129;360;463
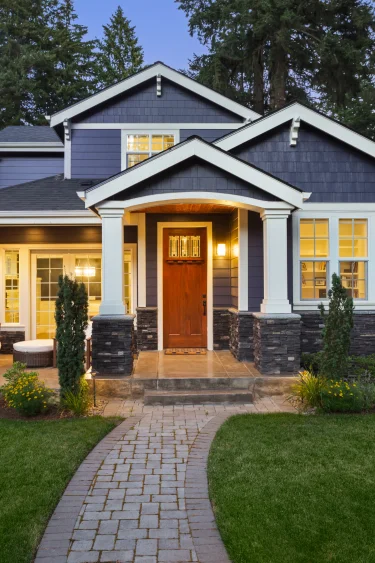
293;211;375;310
299;218;330;303
121;129;179;170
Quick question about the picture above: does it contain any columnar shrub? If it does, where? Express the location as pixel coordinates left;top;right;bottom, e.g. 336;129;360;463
55;275;88;396
319;273;354;379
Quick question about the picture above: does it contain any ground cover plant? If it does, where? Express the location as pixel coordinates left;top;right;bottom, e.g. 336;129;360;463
209;413;375;563
0;417;118;563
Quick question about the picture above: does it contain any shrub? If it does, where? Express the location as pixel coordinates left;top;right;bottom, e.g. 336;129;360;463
2;371;54;416
301;352;322;373
319;273;354;379
1;361;28;385
350;355;375;378
55;274;88;397
60;377;92;416
290;370;327;410
320;379;365;413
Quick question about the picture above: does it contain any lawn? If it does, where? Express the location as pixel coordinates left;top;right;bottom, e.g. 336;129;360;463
208;413;375;563
0;417;119;563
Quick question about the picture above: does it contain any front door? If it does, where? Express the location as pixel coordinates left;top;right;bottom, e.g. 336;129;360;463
163;228;207;348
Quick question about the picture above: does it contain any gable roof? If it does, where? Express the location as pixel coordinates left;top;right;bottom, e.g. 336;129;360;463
82;136;307;209
48;62;260;127
0;126;64;152
215;102;375;159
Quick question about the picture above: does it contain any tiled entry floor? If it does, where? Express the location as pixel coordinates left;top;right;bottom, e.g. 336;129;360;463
133;351;261;379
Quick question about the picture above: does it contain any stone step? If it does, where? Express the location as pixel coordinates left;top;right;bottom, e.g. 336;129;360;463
144;389;253;405
137;377;253;391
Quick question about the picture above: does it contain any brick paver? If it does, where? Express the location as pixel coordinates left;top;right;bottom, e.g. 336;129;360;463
35;398;295;563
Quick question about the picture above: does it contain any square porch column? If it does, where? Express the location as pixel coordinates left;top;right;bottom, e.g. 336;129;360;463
253;209;301;374
99;208;125;315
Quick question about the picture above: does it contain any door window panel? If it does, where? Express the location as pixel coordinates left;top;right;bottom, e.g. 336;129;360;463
36;256;63;339
75;256;102;318
4;251;19;323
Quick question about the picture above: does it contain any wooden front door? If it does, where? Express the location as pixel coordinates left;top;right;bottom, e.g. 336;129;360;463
163;228;207;348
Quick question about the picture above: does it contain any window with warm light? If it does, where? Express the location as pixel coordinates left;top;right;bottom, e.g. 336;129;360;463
339;219;368;299
4;250;19;323
300;219;329;300
126;133;175;168
75;256;102;318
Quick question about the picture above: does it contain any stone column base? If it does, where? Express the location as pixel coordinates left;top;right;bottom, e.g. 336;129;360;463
136;307;158;351
213;308;230;350
253;313;301;374
92;315;135;376
229;309;254;361
0;328;25;354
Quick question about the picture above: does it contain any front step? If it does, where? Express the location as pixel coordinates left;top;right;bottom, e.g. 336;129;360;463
144;389;253;405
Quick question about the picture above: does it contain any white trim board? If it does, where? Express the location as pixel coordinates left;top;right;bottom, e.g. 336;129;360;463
84;138;305;209
71;123;243;130
0;147;64;153
215;102;375;160
157;221;213;351
49;63;260;127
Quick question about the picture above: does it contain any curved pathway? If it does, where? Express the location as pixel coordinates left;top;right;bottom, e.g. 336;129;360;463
35;398;295;563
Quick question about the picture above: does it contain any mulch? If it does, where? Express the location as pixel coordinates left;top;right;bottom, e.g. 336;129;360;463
0;396;108;421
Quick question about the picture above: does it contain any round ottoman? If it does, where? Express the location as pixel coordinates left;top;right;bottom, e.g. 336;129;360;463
13;339;54;368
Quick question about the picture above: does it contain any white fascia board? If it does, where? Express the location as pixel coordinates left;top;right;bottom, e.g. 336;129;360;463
85;139;303;208
298;203;375;212
216;102;375;159
71;123;243;130
0;210;100;225
50;63;260;127
0;144;64;152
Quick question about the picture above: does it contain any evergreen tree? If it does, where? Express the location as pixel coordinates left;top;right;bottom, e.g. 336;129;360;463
319;273;354;380
55;274;88;396
96;6;144;88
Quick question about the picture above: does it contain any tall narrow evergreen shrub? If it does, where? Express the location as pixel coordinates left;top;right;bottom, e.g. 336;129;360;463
319;273;354;379
55;274;88;395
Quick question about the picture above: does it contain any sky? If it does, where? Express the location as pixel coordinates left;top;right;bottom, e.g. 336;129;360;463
75;0;208;71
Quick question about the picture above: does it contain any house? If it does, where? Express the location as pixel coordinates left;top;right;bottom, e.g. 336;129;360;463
1;62;374;376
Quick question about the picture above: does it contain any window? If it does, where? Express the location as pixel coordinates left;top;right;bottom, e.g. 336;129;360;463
4;251;19;323
75;256;102;318
36;256;63;338
168;235;201;258
339;219;368;299
124;251;132;313
125;133;175;168
300;219;329;300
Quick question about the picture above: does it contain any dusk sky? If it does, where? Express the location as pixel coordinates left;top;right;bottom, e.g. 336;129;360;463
75;0;208;70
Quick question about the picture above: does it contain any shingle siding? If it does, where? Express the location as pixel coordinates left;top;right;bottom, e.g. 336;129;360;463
74;79;243;124
231;123;375;202
71;129;121;178
0;154;64;189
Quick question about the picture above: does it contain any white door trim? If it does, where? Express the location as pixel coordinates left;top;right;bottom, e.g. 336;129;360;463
157;222;213;351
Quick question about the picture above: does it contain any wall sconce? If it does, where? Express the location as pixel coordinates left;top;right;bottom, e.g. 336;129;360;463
217;243;226;257
232;244;239;257
75;266;96;277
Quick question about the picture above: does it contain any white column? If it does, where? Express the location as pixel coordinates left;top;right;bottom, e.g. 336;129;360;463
19;248;30;339
261;209;291;314
238;208;248;311
99;208;125;315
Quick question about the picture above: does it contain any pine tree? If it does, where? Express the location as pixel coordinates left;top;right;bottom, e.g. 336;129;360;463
55;274;88;396
319;273;354;380
96;6;144;88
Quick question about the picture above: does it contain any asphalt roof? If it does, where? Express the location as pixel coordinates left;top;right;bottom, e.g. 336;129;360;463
0;126;63;144
0;175;102;211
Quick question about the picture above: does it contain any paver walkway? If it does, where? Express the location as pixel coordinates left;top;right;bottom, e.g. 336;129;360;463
35;398;295;563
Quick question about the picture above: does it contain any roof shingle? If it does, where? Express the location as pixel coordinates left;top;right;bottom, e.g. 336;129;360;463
0;126;63;144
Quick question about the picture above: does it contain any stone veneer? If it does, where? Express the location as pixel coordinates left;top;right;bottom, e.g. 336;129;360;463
136;307;158;351
92;315;135;376
0;328;25;354
213;308;230;350
228;308;254;361
253;313;301;374
300;311;375;356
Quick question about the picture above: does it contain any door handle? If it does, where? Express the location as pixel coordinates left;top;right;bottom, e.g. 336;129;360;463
203;300;206;316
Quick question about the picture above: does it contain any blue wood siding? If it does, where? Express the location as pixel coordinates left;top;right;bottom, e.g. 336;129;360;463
145;213;232;308
0;154;63;189
231;123;375;202
112;159;279;203
230;211;238;308
74;79;243;124
248;211;263;311
71;130;121;179
180;129;235;143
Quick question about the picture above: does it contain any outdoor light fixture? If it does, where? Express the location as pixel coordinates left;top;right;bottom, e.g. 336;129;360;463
75;266;96;277
217;243;226;257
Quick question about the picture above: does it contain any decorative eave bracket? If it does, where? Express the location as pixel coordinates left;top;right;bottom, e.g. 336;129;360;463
63;119;71;142
289;116;300;146
156;74;162;97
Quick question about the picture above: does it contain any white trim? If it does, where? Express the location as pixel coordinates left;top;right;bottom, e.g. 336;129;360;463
0;146;64;153
292;210;375;309
289;116;300;146
238;209;248;310
136;213;146;307
0;210;100;225
49;63;260;127
85;138;304;208
120;130;180;171
157;221;213;351
216;102;375;159
302;203;375;212
64;120;72;178
71;123;245;130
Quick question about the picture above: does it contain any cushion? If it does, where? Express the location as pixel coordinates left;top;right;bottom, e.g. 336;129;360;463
13;339;54;353
85;321;92;340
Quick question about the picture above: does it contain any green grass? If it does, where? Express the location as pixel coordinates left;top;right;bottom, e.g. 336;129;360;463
208;414;375;563
0;417;119;563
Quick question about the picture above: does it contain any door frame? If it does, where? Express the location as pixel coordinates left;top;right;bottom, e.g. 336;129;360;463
157;222;213;351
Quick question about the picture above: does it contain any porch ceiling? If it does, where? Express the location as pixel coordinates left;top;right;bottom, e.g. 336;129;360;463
130;203;236;214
